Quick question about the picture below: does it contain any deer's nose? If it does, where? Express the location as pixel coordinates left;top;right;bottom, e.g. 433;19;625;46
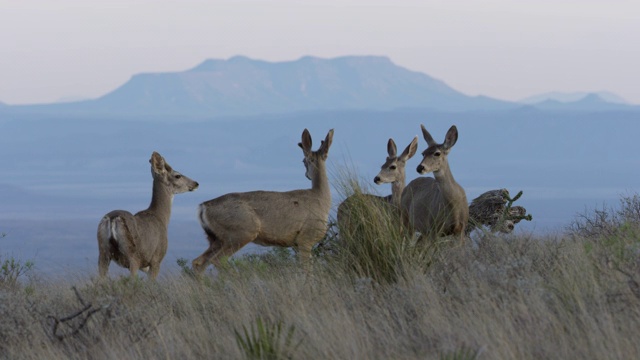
416;165;425;173
374;176;381;184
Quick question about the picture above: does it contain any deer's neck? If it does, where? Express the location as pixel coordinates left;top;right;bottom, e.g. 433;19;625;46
433;163;463;205
147;179;174;224
311;161;331;198
390;171;406;207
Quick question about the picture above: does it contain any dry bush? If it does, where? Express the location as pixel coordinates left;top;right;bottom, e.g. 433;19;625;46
569;193;640;240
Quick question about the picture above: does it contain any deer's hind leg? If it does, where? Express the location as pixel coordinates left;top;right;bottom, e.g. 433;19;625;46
192;236;223;274
97;217;112;277
193;228;257;274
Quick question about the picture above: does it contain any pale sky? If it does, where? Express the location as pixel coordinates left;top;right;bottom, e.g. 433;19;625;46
1;0;639;105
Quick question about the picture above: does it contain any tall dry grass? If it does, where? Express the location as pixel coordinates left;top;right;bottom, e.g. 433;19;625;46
2;184;640;359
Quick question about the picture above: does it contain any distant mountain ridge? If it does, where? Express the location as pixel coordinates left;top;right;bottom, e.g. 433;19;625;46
2;56;515;118
1;56;638;119
522;93;637;112
520;91;628;104
86;55;520;116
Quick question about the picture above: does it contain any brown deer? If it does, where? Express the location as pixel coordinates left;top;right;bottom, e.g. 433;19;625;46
337;136;418;234
192;129;334;274
97;152;199;279
400;124;468;242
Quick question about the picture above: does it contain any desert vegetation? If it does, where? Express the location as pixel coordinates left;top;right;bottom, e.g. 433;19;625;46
2;184;640;359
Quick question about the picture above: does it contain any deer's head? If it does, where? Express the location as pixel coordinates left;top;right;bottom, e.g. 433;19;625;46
416;124;459;175
374;136;418;184
299;129;334;181
149;152;199;194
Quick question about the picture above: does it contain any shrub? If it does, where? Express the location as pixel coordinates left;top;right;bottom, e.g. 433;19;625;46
569;193;640;239
0;255;34;290
569;193;640;268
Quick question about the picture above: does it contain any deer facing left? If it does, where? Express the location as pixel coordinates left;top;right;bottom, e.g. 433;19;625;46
97;152;199;279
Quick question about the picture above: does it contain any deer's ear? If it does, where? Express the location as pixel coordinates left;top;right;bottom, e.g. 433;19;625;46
318;129;334;159
150;152;166;174
387;138;397;157
420;124;437;147
443;125;459;149
299;128;312;153
400;136;419;161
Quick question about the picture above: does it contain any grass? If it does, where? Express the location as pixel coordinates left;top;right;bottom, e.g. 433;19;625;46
2;185;640;359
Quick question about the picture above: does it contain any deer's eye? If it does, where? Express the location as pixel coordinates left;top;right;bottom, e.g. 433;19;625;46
175;174;182;179
389;165;397;170
434;151;441;157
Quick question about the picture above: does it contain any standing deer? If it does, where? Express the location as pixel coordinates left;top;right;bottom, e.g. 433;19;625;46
400;124;468;242
97;152;199;279
337;136;418;233
192;128;334;274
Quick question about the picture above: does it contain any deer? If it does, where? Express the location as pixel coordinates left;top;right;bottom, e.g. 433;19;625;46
400;124;468;243
337;136;418;235
192;128;334;275
97;152;199;279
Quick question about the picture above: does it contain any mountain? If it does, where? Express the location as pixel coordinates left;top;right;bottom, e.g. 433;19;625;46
3;56;639;119
520;91;629;105
1;56;516;119
528;93;639;111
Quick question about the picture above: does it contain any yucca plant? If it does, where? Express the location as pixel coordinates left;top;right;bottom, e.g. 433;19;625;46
234;317;300;360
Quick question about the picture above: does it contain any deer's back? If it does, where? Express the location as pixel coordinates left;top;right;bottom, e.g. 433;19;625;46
200;189;331;246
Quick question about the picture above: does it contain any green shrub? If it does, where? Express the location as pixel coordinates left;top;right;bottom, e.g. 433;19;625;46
0;255;34;290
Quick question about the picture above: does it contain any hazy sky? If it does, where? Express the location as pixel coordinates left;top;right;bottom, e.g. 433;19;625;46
1;0;639;105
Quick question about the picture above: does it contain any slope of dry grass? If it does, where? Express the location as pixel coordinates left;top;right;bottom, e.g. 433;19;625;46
2;192;640;359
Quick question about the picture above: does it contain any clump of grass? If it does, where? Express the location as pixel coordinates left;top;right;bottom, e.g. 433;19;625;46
329;171;435;285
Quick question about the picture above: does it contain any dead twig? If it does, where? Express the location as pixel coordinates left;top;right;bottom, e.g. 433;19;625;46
47;286;104;341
